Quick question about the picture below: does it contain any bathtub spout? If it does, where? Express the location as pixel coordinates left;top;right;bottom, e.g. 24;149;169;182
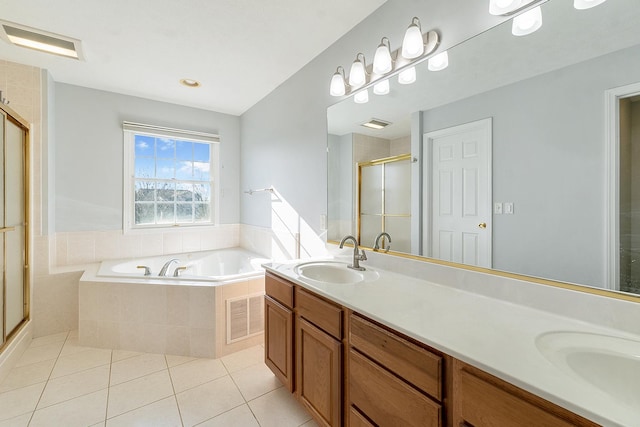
159;259;179;276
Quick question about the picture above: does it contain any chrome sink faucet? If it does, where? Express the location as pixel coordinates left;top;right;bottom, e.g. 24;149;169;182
159;258;179;276
339;235;367;271
373;232;392;253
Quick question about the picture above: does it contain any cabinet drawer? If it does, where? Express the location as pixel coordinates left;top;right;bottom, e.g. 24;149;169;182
296;288;343;339
459;368;594;427
350;314;442;400
265;272;294;309
349;406;375;427
350;349;441;427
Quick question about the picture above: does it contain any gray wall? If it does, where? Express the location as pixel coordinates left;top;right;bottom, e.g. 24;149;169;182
239;0;509;234
54;83;241;232
420;45;640;287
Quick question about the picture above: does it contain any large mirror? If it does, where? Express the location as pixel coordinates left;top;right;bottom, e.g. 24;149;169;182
327;0;640;295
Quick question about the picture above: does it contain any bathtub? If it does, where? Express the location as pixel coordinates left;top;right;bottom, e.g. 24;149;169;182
80;247;271;358
96;247;270;283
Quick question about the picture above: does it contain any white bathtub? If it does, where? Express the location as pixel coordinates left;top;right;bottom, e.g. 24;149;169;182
81;247;270;357
96;247;270;283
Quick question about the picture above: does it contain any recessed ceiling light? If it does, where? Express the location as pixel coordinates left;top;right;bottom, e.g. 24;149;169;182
180;78;201;88
0;20;83;60
361;118;391;130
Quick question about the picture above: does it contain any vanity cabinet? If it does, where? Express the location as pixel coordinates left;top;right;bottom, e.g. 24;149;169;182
348;313;444;427
264;270;603;427
451;359;600;427
264;272;294;391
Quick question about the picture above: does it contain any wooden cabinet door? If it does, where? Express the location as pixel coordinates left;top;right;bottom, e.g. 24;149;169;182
264;296;294;392
296;317;342;427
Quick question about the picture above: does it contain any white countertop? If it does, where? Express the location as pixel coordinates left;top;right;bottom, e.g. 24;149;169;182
265;259;640;427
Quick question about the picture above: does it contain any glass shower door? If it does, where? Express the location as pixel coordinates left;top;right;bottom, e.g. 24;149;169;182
0;114;4;344
5;118;25;333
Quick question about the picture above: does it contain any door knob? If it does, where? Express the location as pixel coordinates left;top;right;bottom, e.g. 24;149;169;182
478;222;487;229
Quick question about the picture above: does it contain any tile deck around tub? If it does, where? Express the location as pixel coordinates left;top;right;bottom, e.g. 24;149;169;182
0;331;318;427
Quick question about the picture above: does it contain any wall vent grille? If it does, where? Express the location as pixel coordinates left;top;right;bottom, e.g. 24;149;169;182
226;293;264;344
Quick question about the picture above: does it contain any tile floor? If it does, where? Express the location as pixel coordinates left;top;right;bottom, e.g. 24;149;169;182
0;331;317;427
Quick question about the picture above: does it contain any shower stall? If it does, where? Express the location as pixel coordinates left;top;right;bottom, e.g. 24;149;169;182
0;103;30;352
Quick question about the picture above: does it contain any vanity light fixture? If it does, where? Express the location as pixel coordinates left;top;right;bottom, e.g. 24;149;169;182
373;79;390;95
512;6;543;36
373;37;393;75
330;66;348;96
428;51;449;71
398;66;417;85
354;89;369;104
489;0;546;16
574;0;607;9
349;53;368;88
361;118;391;130
328;16;439;100
401;17;425;59
0;20;83;60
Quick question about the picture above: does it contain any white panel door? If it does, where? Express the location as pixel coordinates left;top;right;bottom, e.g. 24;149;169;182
423;119;492;267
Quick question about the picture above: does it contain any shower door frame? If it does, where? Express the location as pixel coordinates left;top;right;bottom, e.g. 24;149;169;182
0;103;30;351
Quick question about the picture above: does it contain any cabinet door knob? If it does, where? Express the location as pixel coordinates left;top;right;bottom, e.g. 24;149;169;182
478;222;487;229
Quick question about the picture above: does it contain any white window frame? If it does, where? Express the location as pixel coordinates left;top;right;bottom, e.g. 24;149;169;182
123;121;220;232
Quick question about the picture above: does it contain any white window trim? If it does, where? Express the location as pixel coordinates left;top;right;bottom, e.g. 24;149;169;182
123;121;220;233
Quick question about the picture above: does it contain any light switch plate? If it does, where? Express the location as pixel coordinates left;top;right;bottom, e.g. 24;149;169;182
494;202;503;214
504;202;514;214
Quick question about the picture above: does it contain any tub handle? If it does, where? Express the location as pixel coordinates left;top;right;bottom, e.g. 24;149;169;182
137;265;152;276
173;266;188;277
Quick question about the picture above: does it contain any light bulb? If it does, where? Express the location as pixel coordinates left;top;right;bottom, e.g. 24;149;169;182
398;67;416;85
373;38;393;75
574;0;607;9
428;51;449;71
329;67;346;96
512;6;542;36
354;89;369;104
348;54;367;88
373;80;390;95
401;17;424;59
489;0;522;15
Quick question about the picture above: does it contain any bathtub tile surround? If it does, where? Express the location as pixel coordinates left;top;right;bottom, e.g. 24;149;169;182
0;331;318;426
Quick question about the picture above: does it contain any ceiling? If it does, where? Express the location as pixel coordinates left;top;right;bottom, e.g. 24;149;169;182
0;0;386;115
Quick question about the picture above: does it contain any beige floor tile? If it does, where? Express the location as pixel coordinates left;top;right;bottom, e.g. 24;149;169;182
29;331;69;348
15;342;63;367
29;389;108;427
0;382;46;421
106;396;181;427
299;419;320;427
110;353;167;386
59;334;92;357
248;387;312;427
0;359;55;393
176;376;245;427
165;354;196;368
221;345;264;373
169;358;227;393
196;404;259;427
50;348;112;378
231;363;281;401
0;413;31;427
112;349;142;363
38;364;110;409
107;370;174;418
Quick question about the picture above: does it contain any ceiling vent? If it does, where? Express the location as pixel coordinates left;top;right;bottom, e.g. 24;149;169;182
361;118;391;130
0;20;83;60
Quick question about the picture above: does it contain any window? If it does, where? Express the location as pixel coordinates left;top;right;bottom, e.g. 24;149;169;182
123;122;219;230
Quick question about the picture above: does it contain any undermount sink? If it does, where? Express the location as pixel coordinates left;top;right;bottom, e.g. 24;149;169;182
535;331;640;407
293;261;379;284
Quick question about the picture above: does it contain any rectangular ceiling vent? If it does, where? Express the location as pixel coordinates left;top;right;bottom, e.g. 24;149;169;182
0;20;83;60
361;118;391;130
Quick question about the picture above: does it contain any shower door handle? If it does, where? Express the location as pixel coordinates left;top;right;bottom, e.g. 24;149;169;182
0;226;15;233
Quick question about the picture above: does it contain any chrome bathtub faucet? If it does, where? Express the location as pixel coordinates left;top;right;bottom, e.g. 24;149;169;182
159;259;179;276
136;265;151;276
339;235;367;271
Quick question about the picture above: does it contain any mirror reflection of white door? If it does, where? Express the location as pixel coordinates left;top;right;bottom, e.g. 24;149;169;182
423;118;492;267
